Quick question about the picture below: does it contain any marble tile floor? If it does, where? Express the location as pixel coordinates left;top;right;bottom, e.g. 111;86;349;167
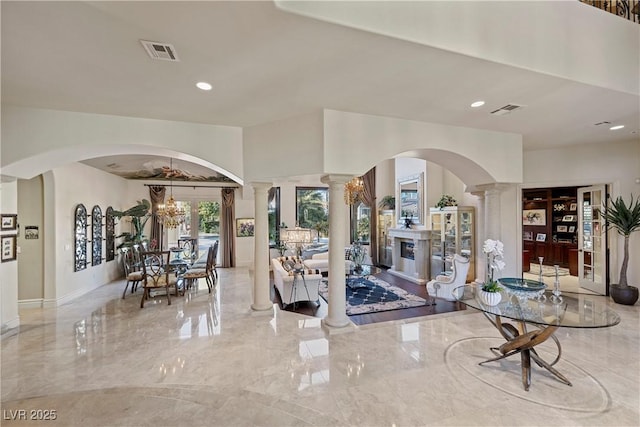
1;267;639;426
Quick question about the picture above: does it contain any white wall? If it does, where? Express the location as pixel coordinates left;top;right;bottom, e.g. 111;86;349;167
48;163;142;305
524;140;640;287
17;176;44;303
0;180;20;332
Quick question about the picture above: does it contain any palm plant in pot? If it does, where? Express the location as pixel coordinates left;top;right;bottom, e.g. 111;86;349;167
113;199;151;250
603;194;640;305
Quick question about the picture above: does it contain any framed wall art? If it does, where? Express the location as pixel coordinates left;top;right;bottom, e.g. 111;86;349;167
569;226;576;233
569;203;577;211
522;209;546;226
536;233;546;242
562;215;576;222
1;214;17;231
557;225;568;232
523;231;533;241
236;218;255;237
1;234;17;262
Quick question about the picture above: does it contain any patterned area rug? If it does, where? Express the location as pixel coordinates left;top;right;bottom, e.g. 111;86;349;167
529;264;570;277
318;276;432;315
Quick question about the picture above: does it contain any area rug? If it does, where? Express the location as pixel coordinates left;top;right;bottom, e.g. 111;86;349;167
528;264;570;277
318;277;433;316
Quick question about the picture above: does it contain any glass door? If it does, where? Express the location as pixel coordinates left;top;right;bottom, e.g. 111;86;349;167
578;186;607;294
198;201;220;263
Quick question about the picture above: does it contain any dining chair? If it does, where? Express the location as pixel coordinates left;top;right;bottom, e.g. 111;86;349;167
183;244;215;293
140;251;177;308
121;246;143;299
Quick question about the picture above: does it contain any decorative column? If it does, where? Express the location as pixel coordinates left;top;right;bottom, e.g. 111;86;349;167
476;184;508;241
320;174;353;328
470;190;486;283
251;182;273;311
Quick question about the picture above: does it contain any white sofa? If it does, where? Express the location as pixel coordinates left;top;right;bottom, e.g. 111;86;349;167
271;257;323;306
303;248;372;273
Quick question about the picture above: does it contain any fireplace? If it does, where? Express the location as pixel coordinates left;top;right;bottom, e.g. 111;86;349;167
400;242;415;260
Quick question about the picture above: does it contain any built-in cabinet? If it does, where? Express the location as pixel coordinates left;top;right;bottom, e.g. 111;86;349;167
378;210;395;267
429;207;475;281
523;187;579;268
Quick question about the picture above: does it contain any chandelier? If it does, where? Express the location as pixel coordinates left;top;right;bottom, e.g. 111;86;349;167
344;176;364;205
157;159;186;229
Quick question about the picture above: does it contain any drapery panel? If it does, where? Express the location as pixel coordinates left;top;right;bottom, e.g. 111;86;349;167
221;188;235;267
360;167;377;265
149;185;166;250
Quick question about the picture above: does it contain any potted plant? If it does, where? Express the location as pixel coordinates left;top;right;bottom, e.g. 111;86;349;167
378;195;395;210
603;194;640;305
481;239;505;305
435;194;458;210
113;199;151;249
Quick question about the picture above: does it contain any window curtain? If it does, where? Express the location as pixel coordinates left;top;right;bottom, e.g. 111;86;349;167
221;188;235;267
149;185;166;250
360;167;378;265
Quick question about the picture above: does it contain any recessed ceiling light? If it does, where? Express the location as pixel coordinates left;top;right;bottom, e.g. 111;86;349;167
196;82;212;91
610;125;625;130
470;101;485;108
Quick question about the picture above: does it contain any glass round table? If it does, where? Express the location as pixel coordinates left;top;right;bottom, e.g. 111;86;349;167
452;282;620;391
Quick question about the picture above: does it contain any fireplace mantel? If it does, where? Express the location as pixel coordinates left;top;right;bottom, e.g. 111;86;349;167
387;228;431;285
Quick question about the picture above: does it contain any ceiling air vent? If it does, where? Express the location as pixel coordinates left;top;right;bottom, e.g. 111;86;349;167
490;104;524;116
140;40;180;62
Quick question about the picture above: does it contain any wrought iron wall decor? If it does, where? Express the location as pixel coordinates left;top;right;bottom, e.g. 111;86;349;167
105;206;116;262
74;204;88;272
91;205;103;266
581;0;640;23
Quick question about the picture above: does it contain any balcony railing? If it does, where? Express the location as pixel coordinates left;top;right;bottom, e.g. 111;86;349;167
581;0;640;23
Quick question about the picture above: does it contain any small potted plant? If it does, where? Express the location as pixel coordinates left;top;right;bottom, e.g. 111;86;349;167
481;239;505;305
436;194;458;210
378;195;395;210
603;194;640;305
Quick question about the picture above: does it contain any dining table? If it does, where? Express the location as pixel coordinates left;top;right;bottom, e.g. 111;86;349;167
452;281;620;391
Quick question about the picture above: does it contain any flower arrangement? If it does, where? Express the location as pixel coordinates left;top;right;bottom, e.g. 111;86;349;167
435;194;458;210
482;239;505;292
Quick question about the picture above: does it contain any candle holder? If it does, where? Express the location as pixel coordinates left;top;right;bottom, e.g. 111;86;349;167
551;264;563;303
538;257;544;284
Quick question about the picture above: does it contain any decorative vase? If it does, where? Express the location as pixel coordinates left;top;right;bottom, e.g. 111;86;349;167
480;290;502;306
404;217;412;229
610;284;639;305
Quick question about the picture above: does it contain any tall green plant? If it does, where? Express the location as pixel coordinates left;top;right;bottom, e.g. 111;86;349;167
603;195;640;288
113;199;151;249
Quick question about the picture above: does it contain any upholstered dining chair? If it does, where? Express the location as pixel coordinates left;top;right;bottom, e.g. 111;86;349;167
192;240;218;285
121;246;143;299
140;251;178;308
183;244;215;293
426;254;471;301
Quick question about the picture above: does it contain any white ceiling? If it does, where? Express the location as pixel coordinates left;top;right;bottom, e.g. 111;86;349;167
2;1;638;179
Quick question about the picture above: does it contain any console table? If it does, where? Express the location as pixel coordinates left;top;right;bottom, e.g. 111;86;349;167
453;284;620;391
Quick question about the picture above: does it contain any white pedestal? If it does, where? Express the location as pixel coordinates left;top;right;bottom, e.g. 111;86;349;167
387;228;431;285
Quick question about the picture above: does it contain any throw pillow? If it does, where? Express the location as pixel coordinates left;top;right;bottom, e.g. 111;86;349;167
282;259;296;272
344;248;352;260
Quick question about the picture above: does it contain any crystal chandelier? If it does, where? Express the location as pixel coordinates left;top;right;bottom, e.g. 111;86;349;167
344;176;364;205
157;159;186;229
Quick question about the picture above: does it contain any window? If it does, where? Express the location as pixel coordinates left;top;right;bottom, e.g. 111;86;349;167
351;202;371;244
296;187;329;238
268;187;281;246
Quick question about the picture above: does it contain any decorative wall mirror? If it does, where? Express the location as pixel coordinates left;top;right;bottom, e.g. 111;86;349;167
397;173;424;225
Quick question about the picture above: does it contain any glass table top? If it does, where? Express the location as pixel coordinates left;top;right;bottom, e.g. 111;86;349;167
452;285;620;329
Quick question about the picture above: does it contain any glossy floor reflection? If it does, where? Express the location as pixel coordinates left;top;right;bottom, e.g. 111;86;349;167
2;267;639;426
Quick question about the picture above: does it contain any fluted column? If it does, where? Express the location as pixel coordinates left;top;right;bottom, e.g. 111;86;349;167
470;190;486;283
251;182;273;311
476;184;509;241
320;174;353;328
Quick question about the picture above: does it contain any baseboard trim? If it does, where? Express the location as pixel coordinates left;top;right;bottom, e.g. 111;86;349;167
18;299;44;309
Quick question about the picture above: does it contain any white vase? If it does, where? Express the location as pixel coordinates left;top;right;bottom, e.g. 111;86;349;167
480;290;502;306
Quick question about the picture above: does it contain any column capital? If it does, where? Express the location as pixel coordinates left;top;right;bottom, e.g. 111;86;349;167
250;181;273;191
320;174;357;185
474;183;512;195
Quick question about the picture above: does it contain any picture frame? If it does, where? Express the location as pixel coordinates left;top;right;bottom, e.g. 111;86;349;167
522;209;546;226
536;233;546;242
562;215;576;222
569;203;577;211
1;214;17;231
557;225;568;232
236;218;255;237
568;226;576;233
1;234;17;262
523;231;533;241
